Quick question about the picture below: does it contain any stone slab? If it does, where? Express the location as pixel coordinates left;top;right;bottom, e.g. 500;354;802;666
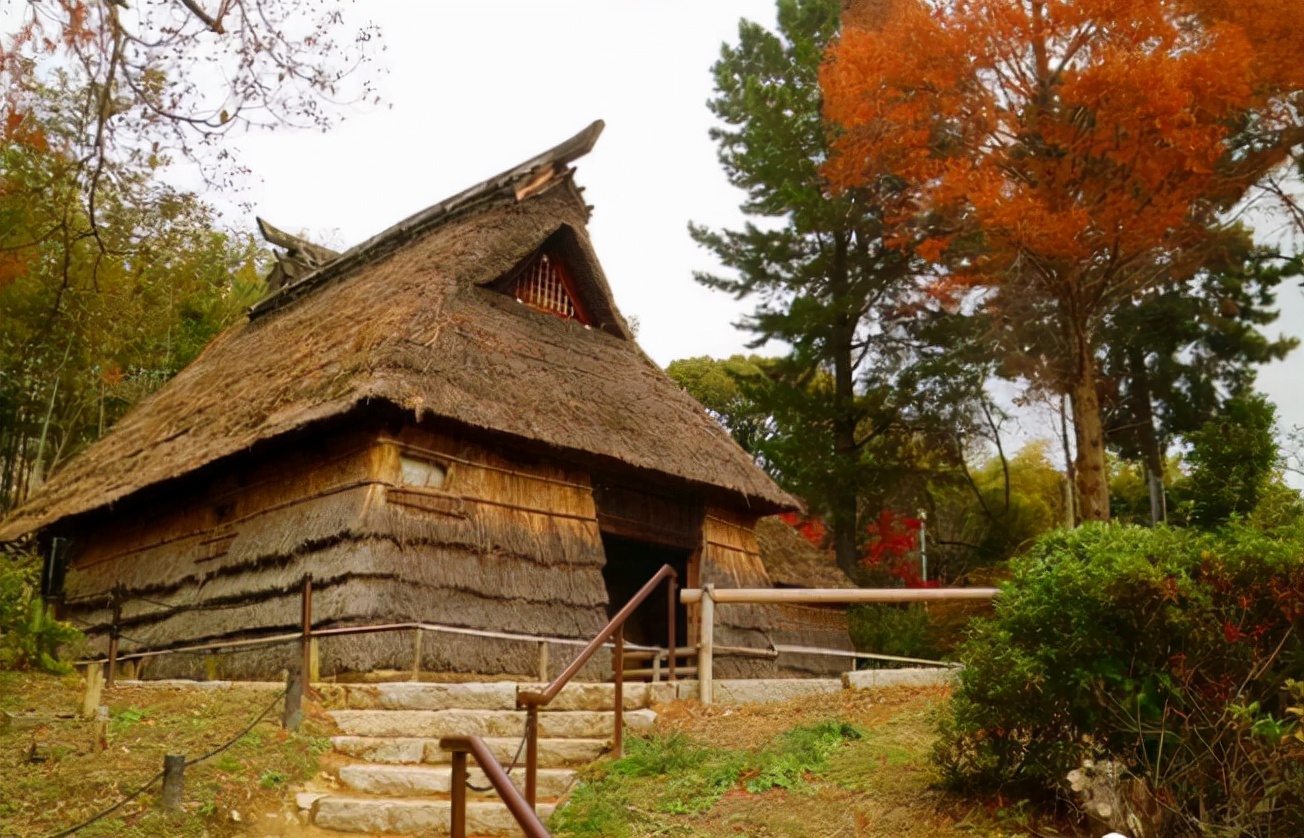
313;796;556;835
841;667;958;690
329;707;656;739
672;678;842;705
513;681;677;711
330;734;609;767
294;792;326;811
337;763;575;798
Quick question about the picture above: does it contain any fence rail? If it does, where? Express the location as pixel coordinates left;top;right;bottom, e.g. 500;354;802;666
681;585;999;703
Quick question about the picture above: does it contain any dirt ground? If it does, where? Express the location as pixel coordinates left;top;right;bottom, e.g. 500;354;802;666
0;671;334;838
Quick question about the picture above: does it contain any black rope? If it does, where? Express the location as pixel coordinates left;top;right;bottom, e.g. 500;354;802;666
39;688;288;838
40;767;166;838
465;712;534;793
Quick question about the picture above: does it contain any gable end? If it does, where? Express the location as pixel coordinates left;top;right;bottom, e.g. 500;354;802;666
487;224;629;338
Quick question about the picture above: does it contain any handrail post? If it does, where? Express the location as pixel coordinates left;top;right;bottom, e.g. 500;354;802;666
613;626;625;758
667;573;677;684
450;749;467;838
440;736;550;838
524;703;539;808
699;584;715;705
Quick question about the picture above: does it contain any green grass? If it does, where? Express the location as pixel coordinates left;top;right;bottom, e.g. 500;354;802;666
551;721;862;837
549;688;1036;838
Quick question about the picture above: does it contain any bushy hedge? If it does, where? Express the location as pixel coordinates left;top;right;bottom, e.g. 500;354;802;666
936;523;1304;836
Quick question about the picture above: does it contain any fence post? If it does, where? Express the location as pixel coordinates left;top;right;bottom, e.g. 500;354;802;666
613;626;625;758
107;597;121;689
667;573;677;684
82;663;105;719
411;629;422;682
300;575;313;689
536;641;549;683
699;584;715;706
160;754;185;810
283;665;303;731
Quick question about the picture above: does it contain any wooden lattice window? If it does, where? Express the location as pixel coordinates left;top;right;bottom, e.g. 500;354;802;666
514;253;589;324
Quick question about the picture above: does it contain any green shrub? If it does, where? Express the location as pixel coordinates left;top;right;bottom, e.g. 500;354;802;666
0;549;82;673
848;603;940;661
935;523;1304;836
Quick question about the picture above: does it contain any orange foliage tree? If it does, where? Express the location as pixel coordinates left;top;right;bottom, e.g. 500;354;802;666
822;0;1304;521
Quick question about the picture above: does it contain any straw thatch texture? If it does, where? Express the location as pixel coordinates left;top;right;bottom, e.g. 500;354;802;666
59;427;616;677
699;509;782;678
754;515;854;590
2;176;793;543
753;515;855;676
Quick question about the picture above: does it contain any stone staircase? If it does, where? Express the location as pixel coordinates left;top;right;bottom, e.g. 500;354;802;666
299;681;673;835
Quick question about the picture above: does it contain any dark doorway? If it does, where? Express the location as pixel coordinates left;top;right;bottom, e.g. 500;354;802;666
600;533;689;648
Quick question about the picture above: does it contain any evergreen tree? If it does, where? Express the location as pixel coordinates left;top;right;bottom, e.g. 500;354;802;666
1100;232;1299;523
691;0;973;579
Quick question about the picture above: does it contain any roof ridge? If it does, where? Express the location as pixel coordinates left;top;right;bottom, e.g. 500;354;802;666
248;120;605;320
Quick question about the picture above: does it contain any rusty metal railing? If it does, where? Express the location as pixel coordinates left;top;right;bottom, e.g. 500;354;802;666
514;563;678;807
438;735;551;838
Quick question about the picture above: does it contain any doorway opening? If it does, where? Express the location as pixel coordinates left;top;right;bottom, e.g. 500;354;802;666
599;533;689;648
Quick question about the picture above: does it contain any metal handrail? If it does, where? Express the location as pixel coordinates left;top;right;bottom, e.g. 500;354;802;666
439;735;550;838
515;562;678;806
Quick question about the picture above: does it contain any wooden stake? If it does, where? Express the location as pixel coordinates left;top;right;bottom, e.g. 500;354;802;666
160;754;185;810
283;666;303;732
93;705;108;754
82;664;104;720
536;642;549;683
411;629;423;682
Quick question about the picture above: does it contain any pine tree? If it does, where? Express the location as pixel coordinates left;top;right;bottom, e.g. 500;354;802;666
692;0;967;579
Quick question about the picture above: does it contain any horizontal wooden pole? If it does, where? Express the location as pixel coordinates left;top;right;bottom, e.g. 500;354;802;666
772;644;960;668
625;666;698;679
621;646;699;661
679;587;999;605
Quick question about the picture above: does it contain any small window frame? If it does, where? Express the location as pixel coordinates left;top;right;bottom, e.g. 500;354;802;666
508;250;593;326
397;452;453;493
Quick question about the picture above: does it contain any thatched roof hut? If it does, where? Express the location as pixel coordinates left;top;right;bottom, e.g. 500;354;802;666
755;516;857;676
1;122;810;680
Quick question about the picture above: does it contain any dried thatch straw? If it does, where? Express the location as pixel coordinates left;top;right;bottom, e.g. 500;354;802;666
2;133;794;543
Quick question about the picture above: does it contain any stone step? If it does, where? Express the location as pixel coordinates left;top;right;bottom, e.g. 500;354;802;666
331;735;609;766
318;680;677;712
312;795;556;835
337;763;575;799
328;707;657;739
513;681;677;711
317;682;519;712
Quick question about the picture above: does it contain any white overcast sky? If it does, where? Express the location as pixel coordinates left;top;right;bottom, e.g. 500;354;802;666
224;1;1303;468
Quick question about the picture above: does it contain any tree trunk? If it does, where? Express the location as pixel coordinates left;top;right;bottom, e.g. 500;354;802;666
828;231;864;581
1126;344;1167;525
1069;352;1111;522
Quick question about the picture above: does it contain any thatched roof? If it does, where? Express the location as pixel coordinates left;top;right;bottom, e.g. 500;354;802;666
0;122;796;541
755;516;854;589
